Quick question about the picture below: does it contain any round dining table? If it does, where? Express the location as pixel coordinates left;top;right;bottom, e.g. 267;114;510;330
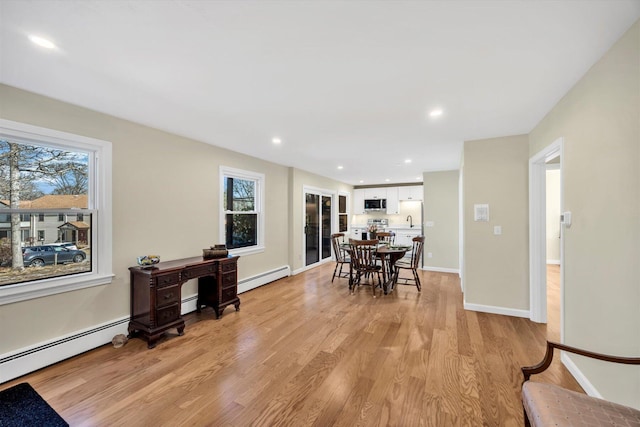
341;243;409;295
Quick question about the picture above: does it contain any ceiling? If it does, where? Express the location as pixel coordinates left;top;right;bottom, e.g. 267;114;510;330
2;1;639;186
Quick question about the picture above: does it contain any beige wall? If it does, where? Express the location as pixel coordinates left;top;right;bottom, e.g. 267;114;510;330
423;170;459;271
462;135;529;312
0;84;291;352
529;20;640;406
545;168;561;263
288;168;352;273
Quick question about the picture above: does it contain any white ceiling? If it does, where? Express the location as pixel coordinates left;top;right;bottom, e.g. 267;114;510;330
2;1;639;185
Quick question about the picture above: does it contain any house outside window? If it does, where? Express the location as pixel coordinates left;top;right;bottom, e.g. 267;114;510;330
220;166;264;255
0;119;112;305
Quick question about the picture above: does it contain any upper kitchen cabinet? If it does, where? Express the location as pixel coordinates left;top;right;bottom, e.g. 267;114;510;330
364;187;387;199
385;187;399;214
398;185;423;201
353;189;366;214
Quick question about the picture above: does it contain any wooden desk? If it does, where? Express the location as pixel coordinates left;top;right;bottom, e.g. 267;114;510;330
128;255;240;348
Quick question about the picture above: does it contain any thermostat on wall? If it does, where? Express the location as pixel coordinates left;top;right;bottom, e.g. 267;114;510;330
474;204;489;222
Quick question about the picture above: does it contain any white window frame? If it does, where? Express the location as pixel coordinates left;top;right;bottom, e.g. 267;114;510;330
0;119;113;305
219;166;265;256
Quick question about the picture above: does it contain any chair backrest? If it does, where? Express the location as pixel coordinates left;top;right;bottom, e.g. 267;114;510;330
409;236;425;268
331;233;346;262
376;231;395;244
349;238;379;270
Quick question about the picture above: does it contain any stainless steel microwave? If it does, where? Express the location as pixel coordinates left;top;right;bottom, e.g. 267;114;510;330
364;199;386;211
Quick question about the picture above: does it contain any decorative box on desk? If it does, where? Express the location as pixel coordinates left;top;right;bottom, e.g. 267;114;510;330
128;255;240;349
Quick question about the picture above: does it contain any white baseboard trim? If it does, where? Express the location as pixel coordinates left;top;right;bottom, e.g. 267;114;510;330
421;266;460;274
292;259;333;276
561;352;602;398
0;316;129;384
1;265;291;384
547;259;561;265
463;302;530;319
237;265;290;294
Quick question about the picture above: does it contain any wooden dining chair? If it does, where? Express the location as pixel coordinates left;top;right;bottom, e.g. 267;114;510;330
376;231;395;245
349;238;383;296
394;235;424;291
330;233;350;282
374;231;395;272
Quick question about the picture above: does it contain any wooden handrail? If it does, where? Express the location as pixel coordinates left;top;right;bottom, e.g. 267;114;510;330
522;340;640;383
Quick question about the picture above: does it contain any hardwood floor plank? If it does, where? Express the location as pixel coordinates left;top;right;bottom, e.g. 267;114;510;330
0;263;583;426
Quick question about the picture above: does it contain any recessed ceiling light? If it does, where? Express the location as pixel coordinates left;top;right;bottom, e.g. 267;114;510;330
416;176;421;180
404;159;412;164
385;178;390;182
29;35;56;49
337;165;343;170
429;109;443;118
272;137;282;144
359;180;364;183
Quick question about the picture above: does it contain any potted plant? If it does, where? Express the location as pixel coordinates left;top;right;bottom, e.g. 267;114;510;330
367;224;378;240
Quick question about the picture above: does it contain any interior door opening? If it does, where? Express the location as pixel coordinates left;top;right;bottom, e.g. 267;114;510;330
529;138;564;342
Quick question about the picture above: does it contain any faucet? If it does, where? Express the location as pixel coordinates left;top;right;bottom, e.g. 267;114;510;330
406;215;413;228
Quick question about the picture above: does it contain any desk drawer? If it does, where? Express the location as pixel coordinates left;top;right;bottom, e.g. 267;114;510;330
221;261;237;273
221;272;236;288
183;264;215;280
156;303;180;326
156;285;180;306
221;287;237;303
155;272;181;288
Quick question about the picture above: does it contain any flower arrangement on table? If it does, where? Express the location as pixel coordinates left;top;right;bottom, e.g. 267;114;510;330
367;224;378;233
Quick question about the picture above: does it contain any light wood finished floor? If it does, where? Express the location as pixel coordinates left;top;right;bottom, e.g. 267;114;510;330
1;263;582;426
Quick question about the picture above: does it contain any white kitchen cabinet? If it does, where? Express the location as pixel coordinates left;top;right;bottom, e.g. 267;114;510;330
364;187;387;199
385;187;399;214
398;185;423;201
390;228;421;247
353;189;366;214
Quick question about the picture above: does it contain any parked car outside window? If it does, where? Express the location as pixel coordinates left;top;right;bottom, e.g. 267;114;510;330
22;245;86;267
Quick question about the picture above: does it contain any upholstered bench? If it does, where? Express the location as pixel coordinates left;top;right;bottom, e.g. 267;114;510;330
521;340;640;427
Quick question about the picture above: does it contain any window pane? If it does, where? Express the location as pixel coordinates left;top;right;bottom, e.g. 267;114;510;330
0;212;92;286
225;213;257;249
339;214;348;232
339;195;347;213
224;177;255;212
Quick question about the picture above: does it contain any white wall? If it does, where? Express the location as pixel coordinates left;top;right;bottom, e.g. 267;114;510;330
462;135;530;316
0;84;292;357
529;20;639;407
545;168;561;263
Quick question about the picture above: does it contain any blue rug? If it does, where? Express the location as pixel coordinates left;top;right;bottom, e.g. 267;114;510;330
0;382;68;427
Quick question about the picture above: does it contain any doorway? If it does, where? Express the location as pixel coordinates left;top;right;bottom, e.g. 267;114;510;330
304;189;333;267
529;138;564;341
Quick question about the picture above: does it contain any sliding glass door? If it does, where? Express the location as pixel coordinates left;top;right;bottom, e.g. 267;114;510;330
304;190;333;267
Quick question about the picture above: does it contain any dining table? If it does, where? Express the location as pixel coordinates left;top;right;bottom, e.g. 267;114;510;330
341;243;410;295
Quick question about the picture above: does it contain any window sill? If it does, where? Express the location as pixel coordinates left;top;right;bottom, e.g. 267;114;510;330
0;272;114;306
228;245;265;257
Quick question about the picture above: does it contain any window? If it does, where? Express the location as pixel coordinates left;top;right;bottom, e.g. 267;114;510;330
220;166;264;255
77;213;84;221
338;192;349;232
0;119;112;305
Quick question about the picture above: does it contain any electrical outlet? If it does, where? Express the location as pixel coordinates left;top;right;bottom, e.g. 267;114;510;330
427;252;433;258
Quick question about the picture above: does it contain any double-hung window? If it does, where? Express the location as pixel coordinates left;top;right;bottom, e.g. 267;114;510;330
0;119;112;305
220;166;264;255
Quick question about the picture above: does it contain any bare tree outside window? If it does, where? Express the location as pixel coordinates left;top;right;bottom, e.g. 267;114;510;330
0;139;89;279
